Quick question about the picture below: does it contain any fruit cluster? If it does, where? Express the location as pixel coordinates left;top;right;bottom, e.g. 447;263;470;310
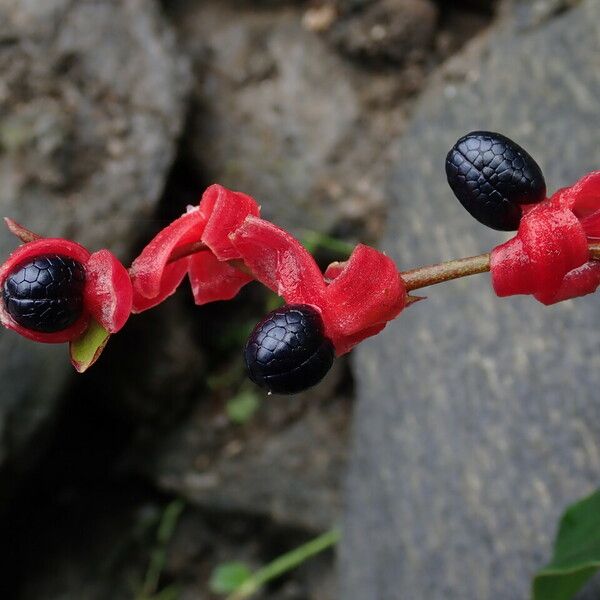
1;133;599;393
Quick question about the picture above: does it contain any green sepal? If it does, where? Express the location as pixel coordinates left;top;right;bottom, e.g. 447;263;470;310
69;318;110;373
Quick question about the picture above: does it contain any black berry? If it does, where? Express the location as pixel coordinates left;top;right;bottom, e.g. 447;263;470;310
445;131;546;231
244;304;335;395
2;254;86;333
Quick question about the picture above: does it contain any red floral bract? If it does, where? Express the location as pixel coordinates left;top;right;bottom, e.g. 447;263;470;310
0;224;132;343
130;184;259;312
491;172;600;305
230;216;407;355
85;250;133;334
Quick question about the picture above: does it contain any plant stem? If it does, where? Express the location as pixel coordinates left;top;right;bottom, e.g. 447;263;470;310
227;528;341;600
401;252;491;291
166;240;600;293
167;240;209;264
589;242;600;260
138;499;185;600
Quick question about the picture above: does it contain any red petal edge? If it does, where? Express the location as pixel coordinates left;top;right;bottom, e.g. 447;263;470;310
130;209;205;313
536;262;600;305
84;250;133;333
552;171;600;218
230;216;327;305
188;251;253;305
491;205;589;302
323;244;407;354
0;238;91;343
200;185;261;261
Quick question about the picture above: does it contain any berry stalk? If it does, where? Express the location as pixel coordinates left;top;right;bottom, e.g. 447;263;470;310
167;240;209;263
401;253;491;291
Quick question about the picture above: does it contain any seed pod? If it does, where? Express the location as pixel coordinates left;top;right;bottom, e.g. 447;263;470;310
244;304;335;395
2;254;86;333
445;131;546;231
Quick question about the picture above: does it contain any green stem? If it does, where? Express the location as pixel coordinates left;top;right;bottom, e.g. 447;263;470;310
227;528;341;600
138;499;185;600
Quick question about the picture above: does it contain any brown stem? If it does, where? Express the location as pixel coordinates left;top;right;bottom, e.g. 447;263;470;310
589;242;600;260
402;253;491;291
227;259;253;277
167;240;209;264
165;239;600;293
403;242;600;291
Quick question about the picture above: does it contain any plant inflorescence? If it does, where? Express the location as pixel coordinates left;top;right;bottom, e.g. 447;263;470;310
2;131;600;394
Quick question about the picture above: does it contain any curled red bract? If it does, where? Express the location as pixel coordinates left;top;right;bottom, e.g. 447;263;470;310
130;184;260;312
0;224;133;343
84;250;133;334
230;216;407;355
491;171;600;305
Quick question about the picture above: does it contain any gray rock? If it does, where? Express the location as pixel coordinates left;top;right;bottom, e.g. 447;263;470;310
139;368;349;532
341;1;600;599
166;1;405;240
512;0;583;28
168;1;362;234
0;0;189;485
327;0;439;65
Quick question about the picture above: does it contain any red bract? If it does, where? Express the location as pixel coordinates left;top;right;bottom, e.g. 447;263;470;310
230;216;407;355
84;250;133;334
130;185;259;312
491;172;600;305
0;220;133;370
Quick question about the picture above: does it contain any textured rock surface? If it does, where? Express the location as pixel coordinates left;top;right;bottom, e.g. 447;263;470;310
342;1;600;599
138;368;349;532
165;0;413;239
0;0;188;485
327;0;438;64
166;0;493;241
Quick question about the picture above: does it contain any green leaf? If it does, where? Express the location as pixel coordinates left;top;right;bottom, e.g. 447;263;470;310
533;489;600;600
209;562;253;595
225;528;340;600
226;391;260;425
69;319;110;373
140;499;185;599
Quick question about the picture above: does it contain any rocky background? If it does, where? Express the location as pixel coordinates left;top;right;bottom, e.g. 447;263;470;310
0;0;596;599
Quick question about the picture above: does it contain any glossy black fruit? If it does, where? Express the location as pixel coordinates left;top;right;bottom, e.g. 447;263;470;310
3;254;86;332
445;131;546;231
244;304;335;395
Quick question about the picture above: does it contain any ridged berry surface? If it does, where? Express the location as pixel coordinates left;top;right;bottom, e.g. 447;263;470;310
244;304;335;394
3;254;86;333
445;131;546;231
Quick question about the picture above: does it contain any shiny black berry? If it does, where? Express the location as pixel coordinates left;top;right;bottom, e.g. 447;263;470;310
445;131;546;231
244;304;335;395
2;254;86;333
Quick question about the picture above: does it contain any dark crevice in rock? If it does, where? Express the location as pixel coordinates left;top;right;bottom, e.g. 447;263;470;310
433;0;498;59
1;385;138;597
